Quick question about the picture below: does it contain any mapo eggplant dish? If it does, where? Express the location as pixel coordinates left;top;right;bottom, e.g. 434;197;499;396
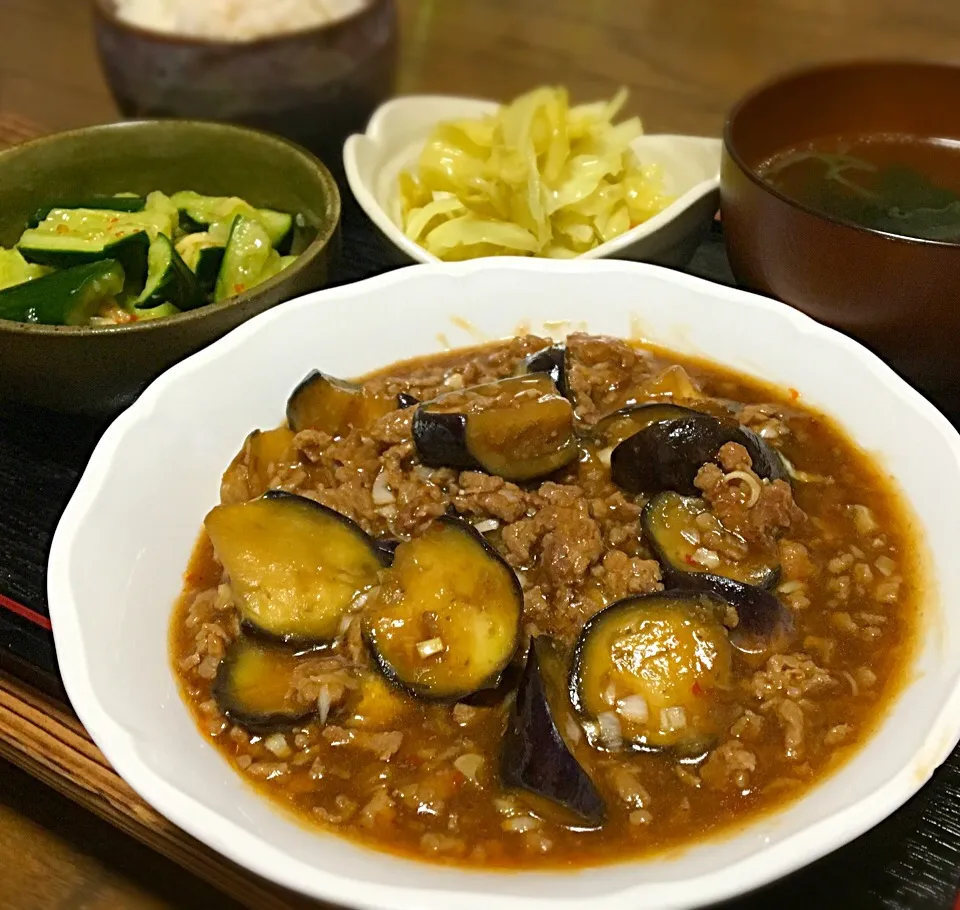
172;333;920;867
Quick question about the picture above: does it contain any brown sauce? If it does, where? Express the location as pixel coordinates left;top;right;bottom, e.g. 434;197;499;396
170;333;921;868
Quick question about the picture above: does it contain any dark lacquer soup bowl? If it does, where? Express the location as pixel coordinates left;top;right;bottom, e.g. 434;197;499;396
721;61;960;408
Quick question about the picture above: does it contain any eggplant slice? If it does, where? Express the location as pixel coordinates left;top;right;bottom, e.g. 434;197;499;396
501;637;606;827
286;370;396;435
610;412;788;495
205;491;385;644
363;517;523;701
213;636;317;732
413;374;577;483
590;403;701;450
522;344;569;397
641;491;780;589
570;592;733;754
221;426;296;498
705;576;795;656
345;670;416;730
372;537;401;566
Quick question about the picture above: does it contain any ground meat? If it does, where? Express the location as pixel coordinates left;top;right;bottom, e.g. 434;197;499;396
293;428;332;463
314;794;358;825
390;473;450;537
776;699;806;760
565;333;655;420
341;614;366;665
607;765;652;809
173;332;915;867
717;441;752;473
358;789;397;828
593;550;662;602
181;584;239;677
368;409;416;447
453;472;530;524
824;724;853;747
289;657;358;710
748;482;806;542
745;653;836;702
220;462;253;504
695;446;805;548
745;653;836;761
364;335;552;405
738;403;791;441
502;483;604;597
779;539;815;580
700;740;757;790
729;709;764;741
322;726;404;761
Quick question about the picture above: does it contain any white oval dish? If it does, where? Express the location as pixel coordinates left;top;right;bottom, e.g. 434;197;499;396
49;258;960;910
343;95;721;266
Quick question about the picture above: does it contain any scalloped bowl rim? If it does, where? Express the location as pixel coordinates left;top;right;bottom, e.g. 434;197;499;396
48;258;960;910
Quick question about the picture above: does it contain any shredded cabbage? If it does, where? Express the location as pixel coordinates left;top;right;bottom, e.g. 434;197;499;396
399;87;674;260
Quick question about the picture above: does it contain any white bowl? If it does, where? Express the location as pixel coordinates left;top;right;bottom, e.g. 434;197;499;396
49;259;960;910
343;95;721;267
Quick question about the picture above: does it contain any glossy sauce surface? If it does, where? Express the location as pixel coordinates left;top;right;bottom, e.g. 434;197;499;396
171;334;921;868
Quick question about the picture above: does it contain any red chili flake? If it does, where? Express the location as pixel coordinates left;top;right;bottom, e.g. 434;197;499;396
234;283;245;293
684;554;697;565
692;681;704;697
789;388;800;402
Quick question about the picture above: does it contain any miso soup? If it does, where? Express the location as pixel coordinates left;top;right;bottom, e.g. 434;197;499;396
758;133;960;242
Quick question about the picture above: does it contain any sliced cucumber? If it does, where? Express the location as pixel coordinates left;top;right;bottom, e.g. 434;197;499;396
133;301;182;321
176;232;226;295
195;246;226;293
27;194;146;228
254;210;294;253
252;253;298;288
22;206;176;245
18;230;150;291
0;259;125;325
0;249;52;290
134;234;205;310
214;216;277;302
170;191;294;250
258;254;298;283
144;190;180;230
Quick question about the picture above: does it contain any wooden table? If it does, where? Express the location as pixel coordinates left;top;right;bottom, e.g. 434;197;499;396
4;0;960;907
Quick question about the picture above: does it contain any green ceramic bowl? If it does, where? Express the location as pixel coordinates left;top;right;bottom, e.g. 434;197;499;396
0;119;340;414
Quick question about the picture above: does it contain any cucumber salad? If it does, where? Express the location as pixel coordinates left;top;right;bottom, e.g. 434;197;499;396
0;191;300;326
